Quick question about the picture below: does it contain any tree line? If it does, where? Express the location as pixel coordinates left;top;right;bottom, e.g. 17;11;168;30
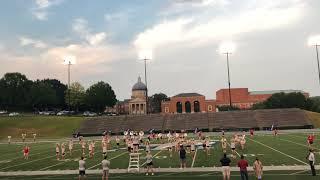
0;72;117;112
252;92;320;112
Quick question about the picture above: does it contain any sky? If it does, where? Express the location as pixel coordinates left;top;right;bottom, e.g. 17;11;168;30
1;0;320;100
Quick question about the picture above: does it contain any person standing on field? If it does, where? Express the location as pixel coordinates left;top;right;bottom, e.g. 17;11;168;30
102;155;110;180
238;155;249;180
69;139;73;156
220;153;231;180
33;133;37;142
145;151;154;176
253;157;263;180
8;136;11;144
307;149;316;176
79;156;86;180
179;145;187;169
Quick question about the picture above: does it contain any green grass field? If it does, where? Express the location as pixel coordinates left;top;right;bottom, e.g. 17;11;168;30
0;131;319;179
0;115;85;139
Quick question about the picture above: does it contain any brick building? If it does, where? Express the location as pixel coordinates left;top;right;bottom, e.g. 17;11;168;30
161;93;217;114
161;88;309;114
107;78;309;114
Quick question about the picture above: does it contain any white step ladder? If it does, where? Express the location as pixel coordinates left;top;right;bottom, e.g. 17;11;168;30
128;153;141;173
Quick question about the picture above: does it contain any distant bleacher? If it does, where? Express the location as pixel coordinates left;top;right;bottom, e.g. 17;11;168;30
77;108;313;135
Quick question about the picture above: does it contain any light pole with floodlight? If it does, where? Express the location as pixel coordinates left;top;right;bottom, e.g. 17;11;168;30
63;56;76;111
225;52;232;108
219;41;236;109
143;57;150;114
308;35;320;85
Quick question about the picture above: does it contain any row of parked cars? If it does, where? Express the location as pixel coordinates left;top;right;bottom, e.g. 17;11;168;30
0;110;118;117
38;110;98;116
0;111;20;116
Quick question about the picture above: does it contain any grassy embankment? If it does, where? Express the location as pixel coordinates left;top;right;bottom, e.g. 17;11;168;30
0;115;85;139
305;110;320;128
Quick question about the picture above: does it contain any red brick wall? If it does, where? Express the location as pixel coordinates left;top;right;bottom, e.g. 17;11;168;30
216;88;249;103
162;89;310;112
161;96;207;113
205;100;216;112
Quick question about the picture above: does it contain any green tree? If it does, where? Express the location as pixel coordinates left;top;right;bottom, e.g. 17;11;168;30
251;102;265;110
29;80;58;110
65;82;85;111
149;93;169;113
85;81;117;112
305;97;320;113
0;72;32;110
42;79;67;109
252;92;308;110
264;92;307;109
217;105;240;111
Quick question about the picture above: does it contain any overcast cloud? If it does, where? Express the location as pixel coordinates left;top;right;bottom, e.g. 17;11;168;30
0;0;319;100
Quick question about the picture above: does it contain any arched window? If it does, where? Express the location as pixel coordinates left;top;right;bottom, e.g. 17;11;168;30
185;101;191;113
176;102;182;113
194;101;200;112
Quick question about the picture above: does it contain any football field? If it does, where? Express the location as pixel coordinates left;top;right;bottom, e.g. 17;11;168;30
0;131;319;179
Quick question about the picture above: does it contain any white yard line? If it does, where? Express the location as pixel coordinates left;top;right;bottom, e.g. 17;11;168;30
247;138;308;165
287;134;320;145
289;169;309;175
38;149;92;171
1;166;320;176
191;149;197;168
0;154;57;171
279;138;320;151
39;162;66;171
88;151;128;170
141;150;163;167
0;152;44;164
0;143;52;159
226;142;240;157
157;172;182;177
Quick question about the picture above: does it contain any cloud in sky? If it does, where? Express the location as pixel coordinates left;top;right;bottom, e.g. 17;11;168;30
72;18;107;46
19;37;47;49
2;0;320;99
135;0;306;49
32;0;63;20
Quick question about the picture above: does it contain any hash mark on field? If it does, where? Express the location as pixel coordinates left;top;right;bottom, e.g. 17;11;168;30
191;148;197;168
88;151;127;170
247;138;308;165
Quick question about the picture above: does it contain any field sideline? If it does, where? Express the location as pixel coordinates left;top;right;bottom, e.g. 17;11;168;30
0;130;319;179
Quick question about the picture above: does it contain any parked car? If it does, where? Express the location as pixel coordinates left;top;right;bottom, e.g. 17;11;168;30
106;112;117;116
0;110;8;114
57;110;75;116
83;111;97;117
57;110;69;116
38;111;56;115
9;112;20;117
43;111;56;115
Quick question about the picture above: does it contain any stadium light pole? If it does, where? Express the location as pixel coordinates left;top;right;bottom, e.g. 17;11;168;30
63;56;76;111
139;49;152;114
308;35;320;86
219;41;236;108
